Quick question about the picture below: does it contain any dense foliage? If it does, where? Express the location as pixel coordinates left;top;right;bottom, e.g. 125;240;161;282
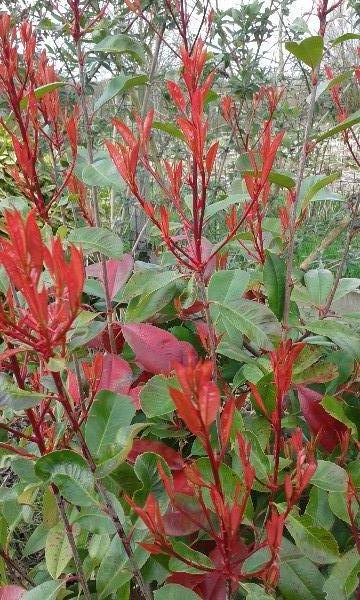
0;1;359;599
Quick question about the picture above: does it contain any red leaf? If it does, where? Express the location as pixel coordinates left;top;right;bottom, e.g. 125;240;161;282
122;323;197;375
297;385;348;452
127;439;184;470
97;353;133;395
166;81;186;112
86;254;134;300
0;586;25;600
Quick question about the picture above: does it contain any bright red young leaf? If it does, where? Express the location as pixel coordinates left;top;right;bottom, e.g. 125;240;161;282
86;254;134;300
122;323;198;374
127;439;184;470
297;385;348;452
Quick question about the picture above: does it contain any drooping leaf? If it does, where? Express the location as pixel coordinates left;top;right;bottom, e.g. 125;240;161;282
68;227;123;259
298;174;341;214
152;121;185;140
94;74;148;112
285;514;339;564
91;34;146;63
122;323;198;374
19;81;65;109
285;36;324;69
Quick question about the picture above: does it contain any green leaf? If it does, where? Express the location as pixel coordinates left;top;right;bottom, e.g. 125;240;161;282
305;487;334;529
94;74;148;112
263;251;286;320
286;514;339;564
85;391;135;458
316;110;360;142
331;32;360;45
211;299;276;350
169;541;214;574
285;36;324;69
68;227;123;259
19;82;65;109
23;523;48;556
320;395;357;435
154;584;202;600
125;281;182;322
208;269;250;305
323;548;360;600
241;583;276;599
304;268;334;307
140;374;177;417
298;173;341;213
310;460;347;492
121;269;184;302
21;580;65;600
152;120;185;140
328;490;358;524
279;538;326;600
133;452;171;509
73;507;115;534
45;522;74;579
0;377;45;410
35;450;96;507
204;194;249;219
80;157;124;189
306;320;360;359
92;34;145;63
333;278;360;301
96;529;149;598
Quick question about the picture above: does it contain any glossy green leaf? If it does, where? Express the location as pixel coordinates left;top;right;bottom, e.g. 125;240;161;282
121;269;184;302
263;251;286;320
310;460;347;492
169;541;214;574
152;120;184;140
154;584;202;600
94;74;148;112
85;391;135;458
21;580;65;600
323;548;360;600
285;36;324;69
68;227;123;259
140;374;177;417
35;450;96;507
19;82;65;109
92;34;145;63
286;514;339;564
0;377;45;410
304;268;334;307
306;320;360;359
316;110;360;142
279;538;325;600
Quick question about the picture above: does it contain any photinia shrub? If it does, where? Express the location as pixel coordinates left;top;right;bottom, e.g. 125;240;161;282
0;1;359;600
